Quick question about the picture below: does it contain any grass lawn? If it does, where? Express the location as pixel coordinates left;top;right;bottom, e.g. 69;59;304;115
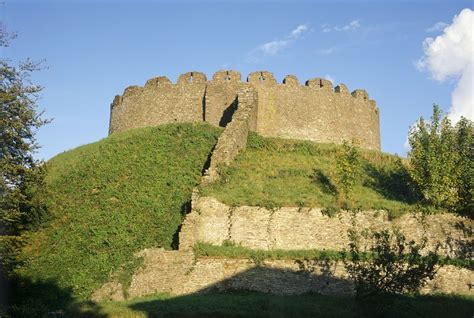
93;292;474;318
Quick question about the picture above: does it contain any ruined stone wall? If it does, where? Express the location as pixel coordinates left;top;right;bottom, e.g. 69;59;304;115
179;196;473;258
108;71;380;150
93;248;473;301
201;88;258;184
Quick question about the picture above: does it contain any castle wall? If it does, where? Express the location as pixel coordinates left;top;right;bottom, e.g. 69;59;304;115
108;72;206;135
247;72;380;150
108;71;381;150
93;248;473;301
179;196;473;259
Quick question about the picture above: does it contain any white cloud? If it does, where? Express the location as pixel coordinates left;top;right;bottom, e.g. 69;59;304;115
259;40;290;55
335;20;361;32
426;21;449;33
246;24;309;62
323;20;361;33
291;24;308;38
317;47;336;55
417;8;474;122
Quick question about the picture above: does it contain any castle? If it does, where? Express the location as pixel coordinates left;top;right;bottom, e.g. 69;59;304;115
94;71;474;301
109;70;381;150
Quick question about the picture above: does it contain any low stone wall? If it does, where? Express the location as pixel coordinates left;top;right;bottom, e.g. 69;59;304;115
92;248;473;301
201;88;258;184
179;196;473;258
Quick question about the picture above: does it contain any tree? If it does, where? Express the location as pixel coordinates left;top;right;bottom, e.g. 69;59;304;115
408;105;473;212
335;139;361;204
454;118;474;214
344;227;439;298
0;24;49;275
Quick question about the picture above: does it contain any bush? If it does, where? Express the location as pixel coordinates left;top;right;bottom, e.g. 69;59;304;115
408;105;473;213
344;227;439;298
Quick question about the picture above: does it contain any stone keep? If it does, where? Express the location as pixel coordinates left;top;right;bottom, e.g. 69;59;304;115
109;70;381;150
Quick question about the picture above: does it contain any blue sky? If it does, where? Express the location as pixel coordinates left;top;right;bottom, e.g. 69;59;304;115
2;0;472;159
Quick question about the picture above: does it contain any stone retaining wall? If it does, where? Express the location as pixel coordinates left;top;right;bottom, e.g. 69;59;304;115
179;196;473;258
92;248;473;301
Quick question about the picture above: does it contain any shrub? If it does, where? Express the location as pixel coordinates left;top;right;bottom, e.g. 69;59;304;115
344;227;439;298
408;105;473;213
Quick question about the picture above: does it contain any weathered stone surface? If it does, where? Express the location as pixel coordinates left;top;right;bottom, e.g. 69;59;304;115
231;206;272;249
180;196;473;258
422;265;474;294
93;249;473;301
127;248;194;298
91;281;124;302
108;72;205;135
109;71;381;150
180;197;231;250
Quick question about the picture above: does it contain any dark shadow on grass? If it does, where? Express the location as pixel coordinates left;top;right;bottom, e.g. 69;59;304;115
127;290;474;318
364;163;418;204
0;273;105;318
313;169;337;195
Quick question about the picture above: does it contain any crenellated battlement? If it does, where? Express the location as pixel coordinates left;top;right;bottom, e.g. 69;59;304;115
109;70;380;150
114;70;375;100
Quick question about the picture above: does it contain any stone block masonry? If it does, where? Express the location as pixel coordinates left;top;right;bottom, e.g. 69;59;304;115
92;248;473;301
179;196;473;259
109;70;381;150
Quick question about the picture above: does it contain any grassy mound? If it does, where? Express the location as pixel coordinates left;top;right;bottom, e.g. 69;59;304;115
16;123;221;300
201;133;419;213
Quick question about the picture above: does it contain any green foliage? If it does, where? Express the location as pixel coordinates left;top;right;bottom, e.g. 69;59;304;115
202;132;419;213
454;117;474;214
408;105;473;213
0;27;50;277
335;140;361;203
344;228;439;298
15;123;221;300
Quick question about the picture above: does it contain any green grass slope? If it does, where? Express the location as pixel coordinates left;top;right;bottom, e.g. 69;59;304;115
16;123;221;300
201;133;419;213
